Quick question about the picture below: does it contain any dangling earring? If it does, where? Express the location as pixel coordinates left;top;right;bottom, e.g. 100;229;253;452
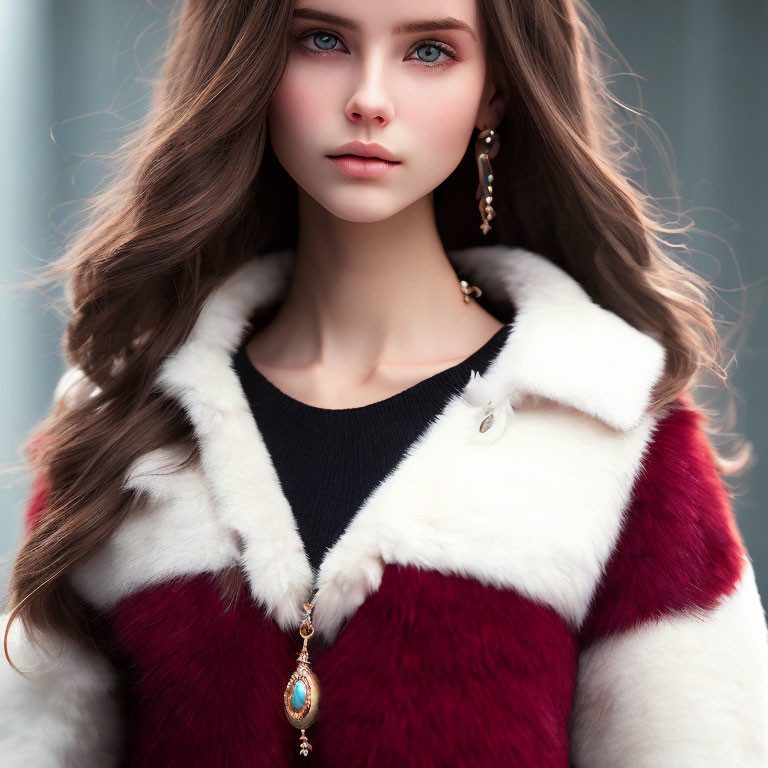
474;128;499;235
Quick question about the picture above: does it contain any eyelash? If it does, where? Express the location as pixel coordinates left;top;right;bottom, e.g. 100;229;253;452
291;29;459;70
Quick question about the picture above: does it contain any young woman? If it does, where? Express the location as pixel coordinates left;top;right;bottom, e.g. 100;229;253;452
3;0;767;765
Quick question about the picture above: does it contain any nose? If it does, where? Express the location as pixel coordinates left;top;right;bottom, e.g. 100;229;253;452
344;54;395;126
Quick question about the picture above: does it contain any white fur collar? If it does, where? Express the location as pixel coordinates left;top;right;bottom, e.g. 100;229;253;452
69;244;666;644
162;244;665;433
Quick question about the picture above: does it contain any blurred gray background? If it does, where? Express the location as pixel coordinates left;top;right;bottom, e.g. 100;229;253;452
1;1;766;603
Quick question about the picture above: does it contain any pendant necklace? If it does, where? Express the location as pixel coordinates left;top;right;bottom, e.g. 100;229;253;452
283;588;322;757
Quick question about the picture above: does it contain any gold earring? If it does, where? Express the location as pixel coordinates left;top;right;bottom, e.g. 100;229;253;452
474;128;499;235
460;279;482;303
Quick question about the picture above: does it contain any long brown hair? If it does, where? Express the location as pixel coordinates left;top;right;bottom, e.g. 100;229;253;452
4;0;754;667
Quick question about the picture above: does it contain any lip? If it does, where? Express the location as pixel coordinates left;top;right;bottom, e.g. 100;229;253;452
328;141;401;162
327;155;400;179
326;141;401;179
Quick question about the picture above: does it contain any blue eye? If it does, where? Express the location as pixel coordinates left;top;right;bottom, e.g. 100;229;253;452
416;44;441;63
407;39;457;68
294;30;457;69
312;31;338;51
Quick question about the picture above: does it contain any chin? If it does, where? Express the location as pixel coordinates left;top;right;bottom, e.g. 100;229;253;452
311;189;412;224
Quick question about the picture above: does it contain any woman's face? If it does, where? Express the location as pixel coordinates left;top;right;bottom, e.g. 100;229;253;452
267;0;501;223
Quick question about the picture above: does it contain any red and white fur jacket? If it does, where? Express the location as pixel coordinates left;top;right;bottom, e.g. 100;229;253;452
2;244;768;767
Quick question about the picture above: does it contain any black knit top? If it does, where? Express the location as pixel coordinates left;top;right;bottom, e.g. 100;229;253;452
232;323;511;576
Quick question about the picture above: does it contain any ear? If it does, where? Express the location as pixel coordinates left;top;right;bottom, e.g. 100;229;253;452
475;68;506;131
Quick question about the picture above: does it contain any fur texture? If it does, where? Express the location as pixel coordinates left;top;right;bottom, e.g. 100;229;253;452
107;564;578;766
579;403;749;645
569;403;768;767
570;558;768;767
70;443;241;610
0;610;124;767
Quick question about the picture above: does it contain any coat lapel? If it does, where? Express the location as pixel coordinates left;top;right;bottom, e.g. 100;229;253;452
151;244;666;644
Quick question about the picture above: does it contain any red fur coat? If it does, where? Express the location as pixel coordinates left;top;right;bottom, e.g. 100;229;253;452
3;245;768;767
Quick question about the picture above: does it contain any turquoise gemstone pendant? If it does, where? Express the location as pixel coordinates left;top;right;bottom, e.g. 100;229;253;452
283;594;322;757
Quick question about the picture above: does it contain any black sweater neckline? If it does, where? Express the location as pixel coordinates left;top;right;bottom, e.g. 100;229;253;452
232;323;511;429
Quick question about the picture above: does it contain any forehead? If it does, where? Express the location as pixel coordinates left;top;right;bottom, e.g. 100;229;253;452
291;0;482;36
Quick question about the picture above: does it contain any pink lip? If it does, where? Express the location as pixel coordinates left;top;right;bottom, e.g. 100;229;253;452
329;141;400;162
327;155;400;179
326;140;402;178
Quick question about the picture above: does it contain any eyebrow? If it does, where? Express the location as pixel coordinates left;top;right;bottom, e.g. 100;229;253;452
292;8;478;42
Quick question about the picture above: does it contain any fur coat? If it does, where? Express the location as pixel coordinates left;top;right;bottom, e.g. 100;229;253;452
2;244;768;767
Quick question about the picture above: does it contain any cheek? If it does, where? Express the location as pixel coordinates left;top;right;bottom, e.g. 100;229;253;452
422;92;478;149
268;64;331;152
402;69;485;163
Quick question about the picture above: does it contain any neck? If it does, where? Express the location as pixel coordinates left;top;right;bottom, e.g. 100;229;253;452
257;189;501;374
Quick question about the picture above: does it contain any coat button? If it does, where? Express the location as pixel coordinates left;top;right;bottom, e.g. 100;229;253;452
479;412;495;432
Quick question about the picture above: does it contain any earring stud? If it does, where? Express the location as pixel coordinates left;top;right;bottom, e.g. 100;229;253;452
474;128;499;235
